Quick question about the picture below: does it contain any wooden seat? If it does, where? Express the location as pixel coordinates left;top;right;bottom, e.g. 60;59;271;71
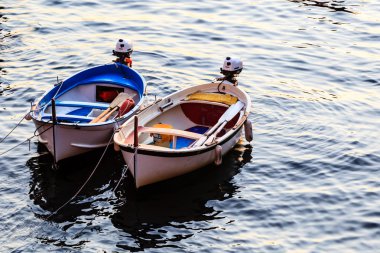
41;114;94;123
180;100;229;108
55;100;109;110
123;126;203;149
139;127;202;140
186;92;238;106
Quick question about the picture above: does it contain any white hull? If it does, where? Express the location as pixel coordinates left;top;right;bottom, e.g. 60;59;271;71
121;128;242;188
33;118;121;162
114;81;251;188
28;63;146;162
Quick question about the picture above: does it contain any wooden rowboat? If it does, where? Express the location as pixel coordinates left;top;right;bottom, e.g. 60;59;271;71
114;80;252;188
27;63;146;163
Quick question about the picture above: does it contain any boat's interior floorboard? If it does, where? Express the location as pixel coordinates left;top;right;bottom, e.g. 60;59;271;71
172;125;209;149
138;125;211;150
42;101;112;123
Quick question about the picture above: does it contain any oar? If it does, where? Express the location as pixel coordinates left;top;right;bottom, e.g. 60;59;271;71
97;106;119;123
203;121;228;146
90;93;131;123
97;95;137;123
192;100;244;147
203;110;243;146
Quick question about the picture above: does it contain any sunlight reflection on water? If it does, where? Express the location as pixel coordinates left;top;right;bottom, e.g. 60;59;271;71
1;0;379;252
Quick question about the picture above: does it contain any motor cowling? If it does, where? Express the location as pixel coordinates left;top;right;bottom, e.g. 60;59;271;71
113;39;133;54
221;57;243;76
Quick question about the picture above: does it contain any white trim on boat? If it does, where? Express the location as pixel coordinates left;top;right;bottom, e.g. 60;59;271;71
71;142;113;148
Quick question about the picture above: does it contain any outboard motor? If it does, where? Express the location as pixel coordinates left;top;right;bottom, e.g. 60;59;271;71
219;57;243;86
113;39;133;67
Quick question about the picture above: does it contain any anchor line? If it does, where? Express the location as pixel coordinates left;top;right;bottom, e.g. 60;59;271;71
52;77;64;99
33;122;49;137
72;146;135;239
113;147;137;194
0;122;57;241
0;79;63;145
2;121;133;240
113;163;130;194
0;111;30;144
1;126;117;243
0;97;57;150
0;122;53;157
46;131;116;220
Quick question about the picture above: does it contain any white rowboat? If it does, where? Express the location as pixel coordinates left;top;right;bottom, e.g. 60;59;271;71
114;80;252;188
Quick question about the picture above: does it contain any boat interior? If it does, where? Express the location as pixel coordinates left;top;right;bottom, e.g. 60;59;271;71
125;99;241;150
39;84;140;124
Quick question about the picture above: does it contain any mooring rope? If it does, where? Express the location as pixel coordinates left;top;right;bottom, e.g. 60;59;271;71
0;123;53;156
0;112;30;144
1;77;63;145
1;127;121;244
2;79;138;242
72;163;131;239
0;122;57;240
1;105;135;241
53;78;64;99
46;131;116;220
72;144;138;239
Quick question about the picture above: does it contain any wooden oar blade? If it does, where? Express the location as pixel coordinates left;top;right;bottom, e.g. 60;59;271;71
223;101;245;122
204;121;227;146
203;101;245;136
191;101;245;148
90;93;132;123
193;136;207;147
110;93;132;108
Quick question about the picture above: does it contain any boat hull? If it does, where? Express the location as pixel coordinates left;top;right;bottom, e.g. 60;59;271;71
120;127;243;188
33;118;121;162
29;63;146;162
114;80;251;188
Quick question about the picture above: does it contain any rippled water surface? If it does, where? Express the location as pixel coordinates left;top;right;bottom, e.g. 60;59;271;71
1;0;380;252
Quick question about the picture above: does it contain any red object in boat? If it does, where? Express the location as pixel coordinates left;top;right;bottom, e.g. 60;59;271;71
98;90;119;102
180;103;239;129
117;98;135;117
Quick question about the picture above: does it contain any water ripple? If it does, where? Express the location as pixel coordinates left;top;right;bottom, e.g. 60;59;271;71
1;0;380;252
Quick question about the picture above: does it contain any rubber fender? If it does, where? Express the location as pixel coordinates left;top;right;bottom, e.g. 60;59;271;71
214;145;222;166
117;98;135;117
114;142;120;152
25;105;36;121
244;120;253;142
24;112;32;121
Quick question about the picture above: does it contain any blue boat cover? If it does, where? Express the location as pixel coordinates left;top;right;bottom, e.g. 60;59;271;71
39;63;146;107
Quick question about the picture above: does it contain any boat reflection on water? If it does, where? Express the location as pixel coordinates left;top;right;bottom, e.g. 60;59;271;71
288;0;355;13
26;141;251;250
111;141;252;251
26;143;124;223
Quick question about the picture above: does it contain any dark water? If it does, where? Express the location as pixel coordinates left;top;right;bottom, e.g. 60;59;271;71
1;0;379;252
